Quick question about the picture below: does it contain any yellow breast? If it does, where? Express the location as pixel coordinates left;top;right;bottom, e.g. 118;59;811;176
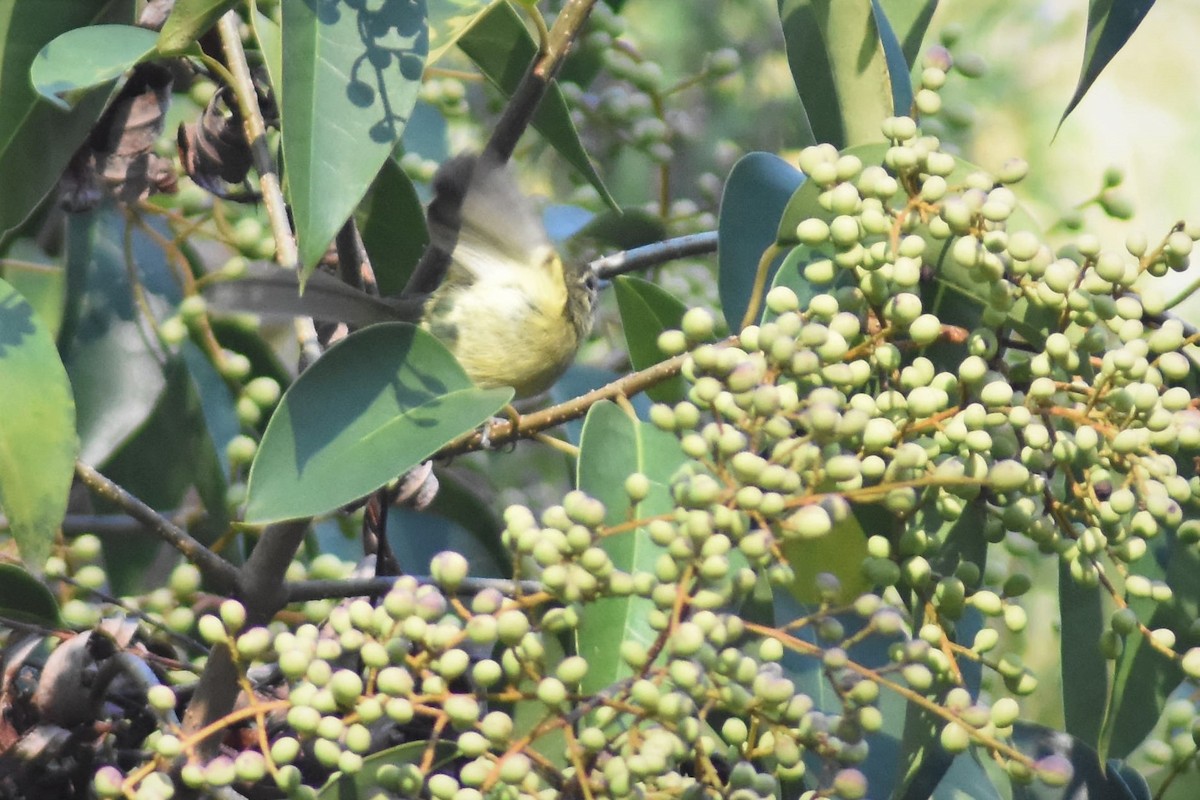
421;248;581;398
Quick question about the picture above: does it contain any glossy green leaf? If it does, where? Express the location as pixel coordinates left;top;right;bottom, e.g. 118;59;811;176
875;0;938;72
402;100;450;163
1060;0;1156;128
61;211;178;467
179;341;238;493
246;323;512;523
31;24;159;108
780;505;871;604
717;152;804;331
576;400;685;695
281;0;428;278
96;357;229;593
1104;531;1197;760
0;0;134;237
316;740;456;799
767;243;849;318
0;278;76;570
386;507;508;579
511;622;568;768
928;750;1005;800
0;565;59;626
427;0;491;65
251;9;282;93
1060;560;1107;748
157;0;237;55
870;0;915;114
456;0;615;209
778;0;896;149
0;239;65;337
612;276;687;403
357;156;428;297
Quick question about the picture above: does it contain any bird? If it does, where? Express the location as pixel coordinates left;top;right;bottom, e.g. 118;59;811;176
205;152;598;399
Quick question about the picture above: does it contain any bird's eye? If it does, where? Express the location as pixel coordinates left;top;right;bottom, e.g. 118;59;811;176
584;272;599;293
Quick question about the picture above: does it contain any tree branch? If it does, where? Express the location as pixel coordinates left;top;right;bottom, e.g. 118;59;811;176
433;342;718;458
74;462;239;593
591;231;718;280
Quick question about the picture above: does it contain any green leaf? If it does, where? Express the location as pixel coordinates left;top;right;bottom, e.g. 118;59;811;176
1060;560;1107;748
511;622;568;768
1102;543;1181;760
455;0;615;209
0;0;134;237
96;357;230;593
0;278;77;570
870;0;914;114
0;239;66;337
767;244;850;317
251;8;282;94
386;507;508;579
1060;0;1156;129
717;152;803;331
61;211;178;467
246;323;512;523
779;504;871;604
875;0;938;72
31;24;159;109
778;0;896;149
929;750;1006;800
0;564;60;626
357;157;428;297
316;740;456;799
281;0;428;278
179;341;238;497
576;400;685;695
157;0;238;55
1103;527;1199;760
427;0;492;65
612;276;687;403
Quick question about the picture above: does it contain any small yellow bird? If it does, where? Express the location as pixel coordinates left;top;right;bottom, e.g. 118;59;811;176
207;153;598;399
417;154;598;398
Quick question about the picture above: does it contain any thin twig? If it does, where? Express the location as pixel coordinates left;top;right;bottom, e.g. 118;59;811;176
217;11;296;269
591;231;718;280
74;461;239;592
286;574;544;603
433;344;703;458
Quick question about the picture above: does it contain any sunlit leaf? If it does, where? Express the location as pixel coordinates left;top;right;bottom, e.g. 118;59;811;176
576;401;685;695
613;276;687;403
778;0;896;149
157;0;237;55
246;323;512;523
875;0;938;71
0;278;76;570
1060;0;1156;128
31;24;159;108
0;0;134;236
281;0;428;278
718;152;803;331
